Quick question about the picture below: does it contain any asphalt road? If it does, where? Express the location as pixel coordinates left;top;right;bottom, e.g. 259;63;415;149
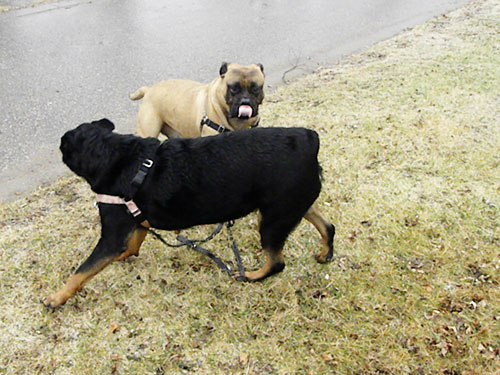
0;0;471;202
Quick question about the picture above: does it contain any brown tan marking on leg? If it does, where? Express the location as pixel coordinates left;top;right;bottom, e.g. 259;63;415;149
304;202;334;263
43;257;116;308
245;247;284;281
117;227;148;261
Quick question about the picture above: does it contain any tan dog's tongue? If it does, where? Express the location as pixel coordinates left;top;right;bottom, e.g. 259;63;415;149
238;105;253;118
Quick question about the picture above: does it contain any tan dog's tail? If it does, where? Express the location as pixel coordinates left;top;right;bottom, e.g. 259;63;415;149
129;86;150;101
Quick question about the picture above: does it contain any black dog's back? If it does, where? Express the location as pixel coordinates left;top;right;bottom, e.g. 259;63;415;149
143;127;322;230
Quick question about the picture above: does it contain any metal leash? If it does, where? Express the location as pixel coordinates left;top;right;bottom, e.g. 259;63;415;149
226;221;246;281
147;222;246;281
147;223;224;248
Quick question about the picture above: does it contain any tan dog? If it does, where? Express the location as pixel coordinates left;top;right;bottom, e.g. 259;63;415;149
129;62;265;138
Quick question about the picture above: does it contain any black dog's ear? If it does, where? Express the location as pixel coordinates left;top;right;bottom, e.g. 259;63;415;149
93;118;115;131
256;63;264;74
219;62;229;76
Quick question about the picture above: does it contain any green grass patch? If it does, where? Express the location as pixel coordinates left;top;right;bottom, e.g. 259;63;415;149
1;1;499;373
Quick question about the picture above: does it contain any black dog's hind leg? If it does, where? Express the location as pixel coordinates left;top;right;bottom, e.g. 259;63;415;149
245;202;334;281
43;205;146;308
304;202;335;263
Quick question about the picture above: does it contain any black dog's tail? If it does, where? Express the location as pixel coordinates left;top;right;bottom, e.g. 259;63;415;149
306;129;323;181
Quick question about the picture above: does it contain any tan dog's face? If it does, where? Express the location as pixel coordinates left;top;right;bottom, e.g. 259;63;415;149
219;62;265;120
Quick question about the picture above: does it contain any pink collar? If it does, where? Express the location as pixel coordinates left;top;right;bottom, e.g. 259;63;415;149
95;194;142;219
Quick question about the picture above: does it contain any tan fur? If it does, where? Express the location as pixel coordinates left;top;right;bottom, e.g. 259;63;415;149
130;63;265;138
246;203;332;280
117;227;148;261
304;203;333;263
42;257;114;308
43;227;149;308
245;247;284;281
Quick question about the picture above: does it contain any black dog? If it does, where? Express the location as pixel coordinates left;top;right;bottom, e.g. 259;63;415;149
43;119;335;308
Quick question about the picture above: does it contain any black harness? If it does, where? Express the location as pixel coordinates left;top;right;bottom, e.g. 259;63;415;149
126;157;246;280
123;158;154;225
200;115;260;134
201;116;231;134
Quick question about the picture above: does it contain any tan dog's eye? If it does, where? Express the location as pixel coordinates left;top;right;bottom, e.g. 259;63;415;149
251;85;262;95
228;84;240;95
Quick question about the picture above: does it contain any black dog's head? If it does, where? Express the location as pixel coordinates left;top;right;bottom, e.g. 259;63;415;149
60;118;115;185
219;62;265;120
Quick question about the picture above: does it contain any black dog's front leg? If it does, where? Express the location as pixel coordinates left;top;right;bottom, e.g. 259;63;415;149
43;204;144;308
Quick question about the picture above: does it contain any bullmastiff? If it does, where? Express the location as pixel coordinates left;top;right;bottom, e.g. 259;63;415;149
129;62;265;138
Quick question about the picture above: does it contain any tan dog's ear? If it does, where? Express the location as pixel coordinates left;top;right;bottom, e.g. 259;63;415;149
219;62;229;77
256;63;264;75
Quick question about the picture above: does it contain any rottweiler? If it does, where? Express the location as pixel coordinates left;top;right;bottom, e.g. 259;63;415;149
43;119;335;308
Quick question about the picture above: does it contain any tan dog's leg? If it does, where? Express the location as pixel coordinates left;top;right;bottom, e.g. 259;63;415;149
136;103;164;138
304;202;335;263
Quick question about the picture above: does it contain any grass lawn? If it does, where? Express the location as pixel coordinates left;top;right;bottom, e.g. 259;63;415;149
0;0;498;374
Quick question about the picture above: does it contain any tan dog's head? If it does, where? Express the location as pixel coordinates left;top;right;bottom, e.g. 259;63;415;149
219;62;265;120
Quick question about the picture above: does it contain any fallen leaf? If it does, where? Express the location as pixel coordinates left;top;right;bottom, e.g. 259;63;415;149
239;352;249;366
191;340;200;349
312;290;329;299
109;324;120;334
323;353;334;363
435;341;449;357
424;310;440;319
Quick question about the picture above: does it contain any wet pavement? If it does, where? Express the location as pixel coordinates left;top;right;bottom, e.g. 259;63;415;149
0;0;471;202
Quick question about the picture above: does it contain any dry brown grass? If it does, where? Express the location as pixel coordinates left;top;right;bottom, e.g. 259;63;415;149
1;1;499;374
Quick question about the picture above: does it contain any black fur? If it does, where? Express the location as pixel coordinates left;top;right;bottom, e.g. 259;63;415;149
61;121;332;284
61;119;323;240
42;119;335;307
